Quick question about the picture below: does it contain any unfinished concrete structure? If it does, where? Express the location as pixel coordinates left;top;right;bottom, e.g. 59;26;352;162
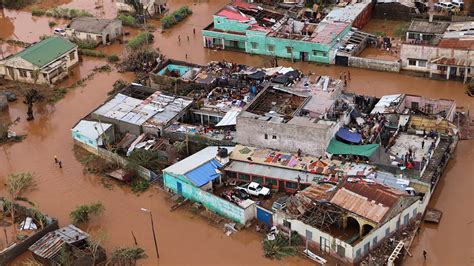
236;76;345;156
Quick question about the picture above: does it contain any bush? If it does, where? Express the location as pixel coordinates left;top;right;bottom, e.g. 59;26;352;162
161;6;192;29
2;0;35;9
31;7;46;16
79;49;106;58
76;41;97;49
127;32;154;49
70;202;104;224
48;21;57;27
117;13;139;27
131;178;150;194
43;7;92;19
107;55;120;63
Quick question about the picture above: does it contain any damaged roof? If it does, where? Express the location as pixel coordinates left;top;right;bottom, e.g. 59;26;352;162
330;181;407;223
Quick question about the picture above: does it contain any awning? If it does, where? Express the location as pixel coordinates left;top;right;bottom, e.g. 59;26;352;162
216;110;240;127
326;139;379;157
185;159;223;187
336;127;362;144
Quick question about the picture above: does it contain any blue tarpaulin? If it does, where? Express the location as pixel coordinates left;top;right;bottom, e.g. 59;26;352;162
184;159;223;187
336;127;362;144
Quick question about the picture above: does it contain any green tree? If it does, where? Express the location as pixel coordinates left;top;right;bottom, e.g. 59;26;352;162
70;202;105;224
5;172;36;233
126;149;167;172
124;0;144;15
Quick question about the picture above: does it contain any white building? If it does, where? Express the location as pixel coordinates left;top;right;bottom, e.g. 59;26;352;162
0;37;78;85
66;17;123;46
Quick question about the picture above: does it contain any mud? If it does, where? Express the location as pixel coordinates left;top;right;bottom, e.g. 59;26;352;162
358;47;399;61
1;1;474;265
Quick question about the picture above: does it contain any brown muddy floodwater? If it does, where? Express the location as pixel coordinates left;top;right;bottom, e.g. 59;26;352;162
1;0;474;265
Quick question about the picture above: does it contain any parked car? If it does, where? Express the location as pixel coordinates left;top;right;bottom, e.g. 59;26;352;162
451;1;464;9
53;28;66;36
236;182;271;197
434;2;454;11
271;196;288;212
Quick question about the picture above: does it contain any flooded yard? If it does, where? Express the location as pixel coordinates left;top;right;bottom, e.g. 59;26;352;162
1;1;473;265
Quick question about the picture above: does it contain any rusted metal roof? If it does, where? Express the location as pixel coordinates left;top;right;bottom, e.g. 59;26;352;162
430;56;473;67
437;38;474;50
299;183;336;202
29;225;89;259
330;181;403;223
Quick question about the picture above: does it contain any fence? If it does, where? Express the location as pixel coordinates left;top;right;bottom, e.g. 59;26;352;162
349;57;401;72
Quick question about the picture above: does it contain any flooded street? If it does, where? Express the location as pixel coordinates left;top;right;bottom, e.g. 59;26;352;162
1;0;473;265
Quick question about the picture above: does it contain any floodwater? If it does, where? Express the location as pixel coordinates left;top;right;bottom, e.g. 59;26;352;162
1;0;474;265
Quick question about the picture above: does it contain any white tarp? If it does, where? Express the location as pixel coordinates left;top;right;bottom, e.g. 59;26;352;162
216;110;241;127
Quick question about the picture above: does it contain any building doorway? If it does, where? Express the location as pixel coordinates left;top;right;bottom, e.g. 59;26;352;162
300;51;309;62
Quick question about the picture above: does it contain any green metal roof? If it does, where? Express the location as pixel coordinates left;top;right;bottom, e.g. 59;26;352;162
326;138;380;158
16;37;77;68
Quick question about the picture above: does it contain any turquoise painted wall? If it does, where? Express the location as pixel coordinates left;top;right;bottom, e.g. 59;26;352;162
213;16;250;33
163;172;247;224
203;16;353;64
71;130;97;148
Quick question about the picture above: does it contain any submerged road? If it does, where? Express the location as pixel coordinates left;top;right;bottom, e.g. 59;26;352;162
0;0;473;265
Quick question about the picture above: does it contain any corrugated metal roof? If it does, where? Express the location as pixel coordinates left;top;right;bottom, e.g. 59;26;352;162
15;37;77;68
330;181;403;223
68;17;119;34
216;109;240;127
371;94;403;114
437;39;474;50
163;146;235;176
225;160;323;184
408;20;449;34
311;22;349;44
299;183;335;202
72;120;112;141
185;159;223;187
430;56;473;67
29;225;89;259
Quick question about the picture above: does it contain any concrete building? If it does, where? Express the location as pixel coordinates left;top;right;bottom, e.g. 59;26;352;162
116;0;167;16
274;180;421;264
91;84;193;136
400;21;474;83
0;37;78;85
66;17;122;46
202;1;352;64
71;120;115;151
162;146;257;224
236;76;345;156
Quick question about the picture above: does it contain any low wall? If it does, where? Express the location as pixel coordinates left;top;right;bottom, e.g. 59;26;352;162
349;57;401;72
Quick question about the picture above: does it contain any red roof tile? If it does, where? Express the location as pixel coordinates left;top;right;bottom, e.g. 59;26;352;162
217;7;251;22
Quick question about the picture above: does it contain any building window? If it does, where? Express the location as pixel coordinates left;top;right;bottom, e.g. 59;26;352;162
418;60;427;67
286;46;292;54
251;42;258;50
69;51;75;60
408;32;417;39
413;208;418;217
264;133;268;139
272;135;277;139
267;45;274;52
373;236;378;246
408;59;417;66
385;227;390;237
87;34;92;40
265;178;277;188
252;175;263;184
396;220;400;229
239;173;250;181
226;171;237;179
313;50;327;57
403;214;409;225
283;220;291;228
356;249;361;258
19;70;28;78
285;181;297;189
437;65;447;71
